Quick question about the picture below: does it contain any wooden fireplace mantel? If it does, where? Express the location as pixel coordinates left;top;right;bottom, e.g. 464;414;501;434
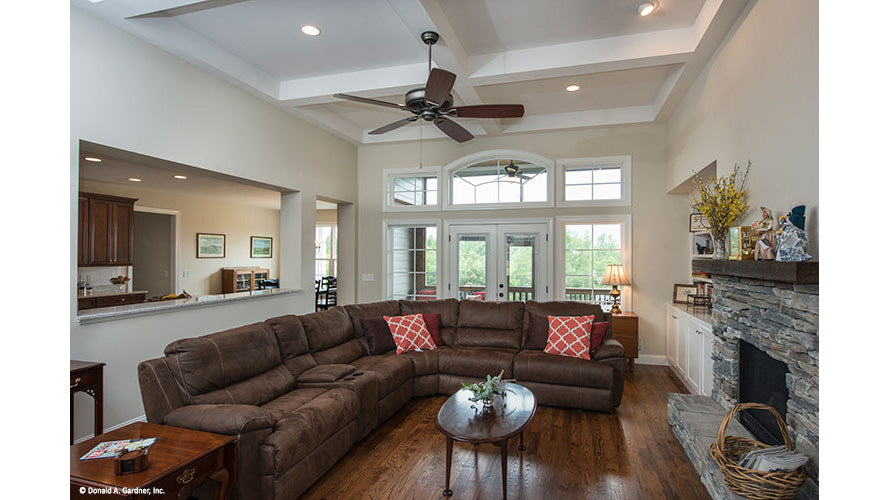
692;259;818;284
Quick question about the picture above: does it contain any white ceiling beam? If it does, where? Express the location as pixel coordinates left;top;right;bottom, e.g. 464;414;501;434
467;28;698;87
278;63;429;106
501;106;655;135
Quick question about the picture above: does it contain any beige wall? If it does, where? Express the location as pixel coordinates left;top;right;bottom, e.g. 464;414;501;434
70;7;357;439
666;0;818;259
81;179;281;296
356;124;689;361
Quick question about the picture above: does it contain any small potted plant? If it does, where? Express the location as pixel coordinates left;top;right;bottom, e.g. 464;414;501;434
691;162;751;259
460;370;514;411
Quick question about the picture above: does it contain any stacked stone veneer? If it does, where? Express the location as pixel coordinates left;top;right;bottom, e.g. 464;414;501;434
709;274;819;489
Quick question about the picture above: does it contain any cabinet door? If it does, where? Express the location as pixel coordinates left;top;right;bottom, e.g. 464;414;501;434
701;326;715;397
686;324;703;395
677;316;688;379
78;197;89;266
666;308;679;368
112;201;134;265
88;198;114;265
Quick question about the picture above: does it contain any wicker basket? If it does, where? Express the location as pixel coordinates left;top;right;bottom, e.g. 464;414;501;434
708;403;807;500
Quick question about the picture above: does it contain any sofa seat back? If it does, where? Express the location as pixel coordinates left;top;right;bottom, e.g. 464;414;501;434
298;307;365;365
522;300;612;346
163;322;297;406
265;314;320;378
343;300;401;344
399;298;459;345
455;300;524;349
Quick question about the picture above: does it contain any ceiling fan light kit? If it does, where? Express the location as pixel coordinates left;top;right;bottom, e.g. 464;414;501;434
332;31;524;143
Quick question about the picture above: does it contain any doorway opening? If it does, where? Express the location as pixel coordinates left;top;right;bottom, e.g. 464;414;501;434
133;209;177;297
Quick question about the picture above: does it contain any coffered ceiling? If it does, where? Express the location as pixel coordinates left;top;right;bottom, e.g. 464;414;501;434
72;0;749;144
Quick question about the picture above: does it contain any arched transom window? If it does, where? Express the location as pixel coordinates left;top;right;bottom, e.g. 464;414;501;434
445;150;554;209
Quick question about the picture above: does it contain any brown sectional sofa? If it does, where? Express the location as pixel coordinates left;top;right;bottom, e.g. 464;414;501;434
138;299;625;499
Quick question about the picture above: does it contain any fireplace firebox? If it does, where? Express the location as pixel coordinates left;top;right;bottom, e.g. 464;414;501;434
738;339;790;445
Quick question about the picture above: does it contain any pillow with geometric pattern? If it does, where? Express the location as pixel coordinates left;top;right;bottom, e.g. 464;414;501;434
544;315;596;360
383;313;437;354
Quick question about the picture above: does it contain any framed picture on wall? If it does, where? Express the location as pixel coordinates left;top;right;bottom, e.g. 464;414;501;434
251;236;273;258
689;213;708;232
197;233;226;258
673;284;697;304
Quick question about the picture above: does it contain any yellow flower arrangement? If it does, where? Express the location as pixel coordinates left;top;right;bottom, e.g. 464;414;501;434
691;161;750;258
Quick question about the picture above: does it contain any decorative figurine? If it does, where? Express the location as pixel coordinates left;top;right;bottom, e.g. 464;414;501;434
751;206;777;260
776;205;812;262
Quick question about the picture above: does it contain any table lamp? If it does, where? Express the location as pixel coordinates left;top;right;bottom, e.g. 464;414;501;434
602;264;630;314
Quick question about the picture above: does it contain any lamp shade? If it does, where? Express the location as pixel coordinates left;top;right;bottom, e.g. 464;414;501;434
602;264;630;286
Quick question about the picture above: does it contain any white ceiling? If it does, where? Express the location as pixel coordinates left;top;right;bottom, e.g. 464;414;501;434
73;0;749;145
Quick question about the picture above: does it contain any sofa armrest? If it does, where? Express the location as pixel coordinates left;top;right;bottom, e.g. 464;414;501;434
297;364;356;384
593;339;625;360
164;404;275;435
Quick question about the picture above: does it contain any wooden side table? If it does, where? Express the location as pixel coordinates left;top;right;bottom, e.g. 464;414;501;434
71;422;237;500
71;360;106;444
611;312;639;370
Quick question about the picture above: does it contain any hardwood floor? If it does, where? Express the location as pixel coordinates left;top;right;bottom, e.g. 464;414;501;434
301;366;709;500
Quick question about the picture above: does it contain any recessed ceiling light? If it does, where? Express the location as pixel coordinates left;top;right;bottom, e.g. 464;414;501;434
128;178;142;182
84;157;102;162
173;175;187;179
637;2;657;16
300;25;321;36
566;84;581;92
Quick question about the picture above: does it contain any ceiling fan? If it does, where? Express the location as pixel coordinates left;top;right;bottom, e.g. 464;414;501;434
333;31;524;143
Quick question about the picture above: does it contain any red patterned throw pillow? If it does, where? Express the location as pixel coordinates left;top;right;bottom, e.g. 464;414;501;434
544;315;595;360
383;314;437;354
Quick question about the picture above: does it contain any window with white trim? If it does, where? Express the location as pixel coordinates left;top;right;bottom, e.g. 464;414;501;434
444;150;554;209
384;168;440;211
558;156;631;206
559;216;631;308
314;225;337;280
386;224;438;300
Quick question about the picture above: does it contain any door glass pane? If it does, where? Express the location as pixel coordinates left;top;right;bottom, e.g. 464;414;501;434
457;235;487;300
506;233;537;302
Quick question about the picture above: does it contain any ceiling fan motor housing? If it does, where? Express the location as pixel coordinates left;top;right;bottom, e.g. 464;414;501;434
405;88;453;115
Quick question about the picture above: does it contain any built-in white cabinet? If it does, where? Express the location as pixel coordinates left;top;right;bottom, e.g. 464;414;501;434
665;304;714;397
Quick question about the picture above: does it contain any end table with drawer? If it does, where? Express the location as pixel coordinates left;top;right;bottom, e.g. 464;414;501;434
71;422;236;500
71;360;105;444
611;312;639;369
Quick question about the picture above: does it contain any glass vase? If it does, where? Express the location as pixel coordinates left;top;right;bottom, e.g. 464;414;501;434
711;231;727;259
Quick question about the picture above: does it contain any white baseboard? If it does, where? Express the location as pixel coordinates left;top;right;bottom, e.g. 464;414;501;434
635;355;669;366
74;414;147;444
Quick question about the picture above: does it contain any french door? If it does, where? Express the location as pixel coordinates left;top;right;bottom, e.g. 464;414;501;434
446;223;550;302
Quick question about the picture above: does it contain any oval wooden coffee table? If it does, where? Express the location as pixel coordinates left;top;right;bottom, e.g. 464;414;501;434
435;382;536;499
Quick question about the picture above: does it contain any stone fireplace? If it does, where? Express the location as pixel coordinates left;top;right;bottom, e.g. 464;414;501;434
669;260;818;499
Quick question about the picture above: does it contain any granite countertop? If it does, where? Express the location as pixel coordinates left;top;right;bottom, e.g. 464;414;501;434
78;289;149;299
76;288;301;324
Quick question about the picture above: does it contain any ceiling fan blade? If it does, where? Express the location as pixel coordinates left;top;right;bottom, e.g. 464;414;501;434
369;116;419;135
333;93;404;110
434;117;473;143
449;104;525;119
425;68;456;107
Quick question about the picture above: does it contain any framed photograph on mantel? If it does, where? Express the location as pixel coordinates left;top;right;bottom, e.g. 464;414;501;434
251;236;273;258
689;213;708;233
196;233;226;258
673;284;698;304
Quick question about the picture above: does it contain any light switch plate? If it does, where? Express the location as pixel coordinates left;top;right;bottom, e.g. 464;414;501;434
362;273;374;281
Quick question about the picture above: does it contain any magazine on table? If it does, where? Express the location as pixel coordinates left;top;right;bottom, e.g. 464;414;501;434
79;437;158;460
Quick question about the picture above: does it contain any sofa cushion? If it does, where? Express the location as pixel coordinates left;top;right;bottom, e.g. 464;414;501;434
312;339;367;366
422;313;442;345
438;347;517;378
400;299;459;345
262;388;360;472
455;301;524;349
589;321;610;351
350;354;414;398
266;315;318;378
191;364;298;406
544;315;595;360
298;308;355;352
261;387;331;422
361;318;396;355
513;350;615;389
524;313;549;350
523;301;612;343
164;322;292;398
399;348;441;376
343;300;402;339
296;364;356;384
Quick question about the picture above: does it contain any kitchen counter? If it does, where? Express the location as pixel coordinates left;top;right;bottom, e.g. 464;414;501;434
78;289;148;299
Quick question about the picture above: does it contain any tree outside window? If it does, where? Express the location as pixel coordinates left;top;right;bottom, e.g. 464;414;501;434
564;223;622;304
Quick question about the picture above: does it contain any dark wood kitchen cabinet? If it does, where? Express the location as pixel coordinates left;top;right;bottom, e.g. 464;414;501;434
79;192;137;266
